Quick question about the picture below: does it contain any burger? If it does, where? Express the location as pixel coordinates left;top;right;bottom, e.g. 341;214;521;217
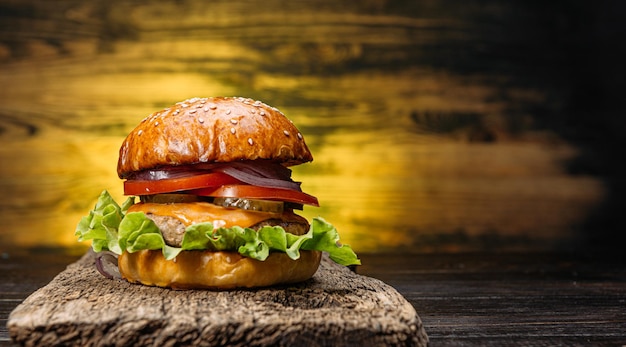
75;97;359;289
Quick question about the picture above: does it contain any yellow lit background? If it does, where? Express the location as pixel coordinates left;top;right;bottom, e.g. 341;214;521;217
1;1;624;255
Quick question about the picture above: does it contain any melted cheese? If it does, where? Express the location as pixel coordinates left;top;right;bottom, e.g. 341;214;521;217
127;202;291;228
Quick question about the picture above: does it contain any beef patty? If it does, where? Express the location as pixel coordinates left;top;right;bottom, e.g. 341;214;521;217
145;213;310;248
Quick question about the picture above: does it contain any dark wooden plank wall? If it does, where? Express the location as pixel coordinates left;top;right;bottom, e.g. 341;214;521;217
1;0;625;255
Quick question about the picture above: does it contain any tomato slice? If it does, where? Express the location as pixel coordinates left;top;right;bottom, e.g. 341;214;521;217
124;172;241;195
190;185;320;207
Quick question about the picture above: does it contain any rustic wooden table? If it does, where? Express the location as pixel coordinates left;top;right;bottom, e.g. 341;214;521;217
1;250;625;346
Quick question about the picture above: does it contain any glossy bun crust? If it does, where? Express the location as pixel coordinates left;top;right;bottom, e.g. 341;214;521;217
117;97;313;178
118;249;322;289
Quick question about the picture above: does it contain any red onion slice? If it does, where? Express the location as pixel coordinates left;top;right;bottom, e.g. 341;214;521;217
128;161;302;191
95;251;122;280
214;165;302;191
130;166;204;180
228;161;293;180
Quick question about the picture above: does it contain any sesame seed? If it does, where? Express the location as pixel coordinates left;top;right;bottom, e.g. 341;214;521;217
259;110;265;116
230;127;236;134
283;130;290;136
173;110;179;115
196;103;203;108
230;119;238;124
209;103;217;110
198;118;204;123
226;109;231;115
138;129;143;136
189;109;197;114
248;138;254;145
154;121;159;126
203;106;209;112
297;133;303;140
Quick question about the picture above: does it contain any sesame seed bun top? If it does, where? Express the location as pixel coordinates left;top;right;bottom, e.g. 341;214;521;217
117;97;313;178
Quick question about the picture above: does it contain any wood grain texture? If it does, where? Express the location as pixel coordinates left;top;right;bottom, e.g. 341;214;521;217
2;251;625;346
360;253;626;346
6;252;427;347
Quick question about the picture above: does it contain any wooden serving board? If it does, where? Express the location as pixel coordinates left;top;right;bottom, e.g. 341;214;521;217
7;251;428;346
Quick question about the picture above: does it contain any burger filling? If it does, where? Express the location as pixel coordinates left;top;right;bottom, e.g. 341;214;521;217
76;161;360;267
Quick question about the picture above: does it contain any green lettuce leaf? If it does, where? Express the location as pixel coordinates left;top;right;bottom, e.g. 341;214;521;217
76;190;361;266
75;190;134;254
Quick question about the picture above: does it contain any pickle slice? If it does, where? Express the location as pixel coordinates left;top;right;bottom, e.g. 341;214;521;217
213;197;284;213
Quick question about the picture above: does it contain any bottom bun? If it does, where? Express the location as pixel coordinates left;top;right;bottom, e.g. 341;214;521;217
118;249;322;290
